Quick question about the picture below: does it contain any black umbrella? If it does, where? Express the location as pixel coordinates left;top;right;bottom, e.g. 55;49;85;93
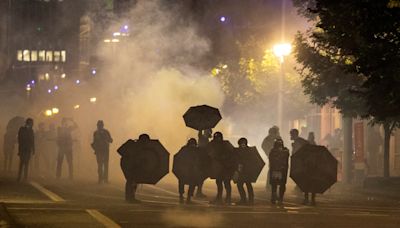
118;139;169;184
235;146;265;183
290;144;338;194
173;145;203;185
183;105;222;130
6;116;25;133
206;140;236;179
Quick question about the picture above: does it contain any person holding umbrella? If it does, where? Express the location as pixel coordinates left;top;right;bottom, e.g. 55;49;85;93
235;138;255;205
208;132;235;205
269;138;289;205
17;118;35;182
175;138;200;204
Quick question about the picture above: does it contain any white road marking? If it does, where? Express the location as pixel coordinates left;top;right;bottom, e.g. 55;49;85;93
86;209;121;228
30;182;65;202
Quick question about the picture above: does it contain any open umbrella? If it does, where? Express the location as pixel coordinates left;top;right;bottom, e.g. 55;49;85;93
118;139;169;184
206;140;236;179
6;116;25;133
290;144;338;194
183;105;222;130
173;146;203;185
235;146;265;183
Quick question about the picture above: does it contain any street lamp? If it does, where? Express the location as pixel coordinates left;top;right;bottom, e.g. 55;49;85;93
273;43;292;129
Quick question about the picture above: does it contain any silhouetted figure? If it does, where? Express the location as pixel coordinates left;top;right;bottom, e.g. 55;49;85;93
178;138;199;204
209;132;234;205
269;138;289;205
56;118;78;180
91;120;113;184
34;122;46;174
307;132;316;145
235;138;254;205
123;134;151;203
261;126;281;190
17;118;35;181
3;130;17;172
195;128;212;198
290;129;308;155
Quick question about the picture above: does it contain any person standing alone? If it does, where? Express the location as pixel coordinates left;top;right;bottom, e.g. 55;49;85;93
91;120;113;184
56;118;78;180
17;118;35;182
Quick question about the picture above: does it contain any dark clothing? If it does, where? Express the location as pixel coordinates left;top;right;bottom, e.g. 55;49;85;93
96;152;109;183
56;126;74;179
216;178;231;202
56;150;73;179
121;155;138;201
3;131;16;171
291;137;309;155
178;180;195;202
17;126;34;181
237;181;254;203
269;147;289;185
92;129;112;183
269;147;289;203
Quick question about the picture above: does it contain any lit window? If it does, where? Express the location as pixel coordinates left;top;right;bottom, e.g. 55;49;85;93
46;51;53;62
61;50;66;62
38;50;45;61
31;51;38;62
54;51;60;62
23;50;30;62
17;50;23;61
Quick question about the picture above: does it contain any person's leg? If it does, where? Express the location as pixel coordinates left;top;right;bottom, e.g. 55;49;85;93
271;183;277;204
246;182;254;205
104;151;109;183
303;192;309;204
125;179;133;201
211;179;223;203
187;185;195;203
23;156;30;180
224;179;231;204
237;182;246;203
178;180;184;203
17;156;24;181
95;153;103;183
311;193;316;205
278;184;286;203
56;150;64;179
196;181;206;197
65;150;73;180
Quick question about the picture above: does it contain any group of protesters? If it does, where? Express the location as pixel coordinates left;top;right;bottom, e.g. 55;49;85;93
5;117;317;206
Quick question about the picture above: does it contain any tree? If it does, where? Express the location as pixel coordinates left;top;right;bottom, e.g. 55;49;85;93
293;0;400;177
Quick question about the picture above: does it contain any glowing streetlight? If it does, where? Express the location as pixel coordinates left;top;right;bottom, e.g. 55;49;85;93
90;97;97;103
220;16;226;22
52;108;59;114
61;73;66;79
26;85;31;91
74;104;80;109
273;42;292;129
54;85;59;90
273;43;292;63
75;79;80;84
45;110;53;117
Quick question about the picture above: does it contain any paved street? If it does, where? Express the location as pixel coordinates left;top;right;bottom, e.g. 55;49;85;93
1;173;400;228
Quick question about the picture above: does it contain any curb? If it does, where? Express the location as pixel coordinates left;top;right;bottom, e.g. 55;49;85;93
0;202;20;228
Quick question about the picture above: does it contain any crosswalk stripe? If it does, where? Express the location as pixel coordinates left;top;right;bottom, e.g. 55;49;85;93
30;182;65;202
86;209;121;228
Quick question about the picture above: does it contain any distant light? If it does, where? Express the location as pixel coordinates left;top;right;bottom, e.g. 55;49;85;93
31;80;35;84
74;104;80;109
220;16;226;22
273;43;292;62
91;69;97;75
47;89;52;93
61;73;66;79
26;85;31;91
76;79;80;84
113;32;121;37
90;97;97;103
222;64;228;69
124;25;128;30
52;108;59;114
44;110;52;117
111;39;120;43
54;85;59;90
45;73;50;80
104;39;111;43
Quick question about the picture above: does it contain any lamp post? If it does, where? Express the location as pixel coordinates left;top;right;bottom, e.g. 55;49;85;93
273;43;291;129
